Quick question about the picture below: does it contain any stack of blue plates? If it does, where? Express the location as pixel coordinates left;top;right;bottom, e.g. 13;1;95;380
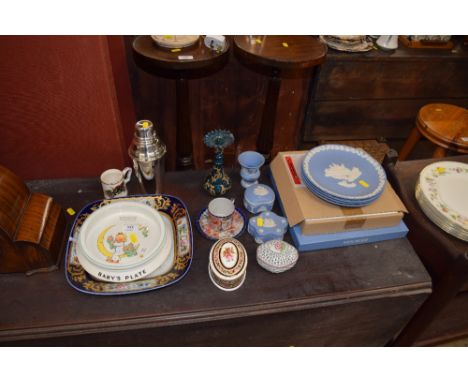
301;144;387;207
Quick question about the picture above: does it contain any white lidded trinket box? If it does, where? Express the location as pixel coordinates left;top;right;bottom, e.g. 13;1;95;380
256;240;298;273
208;238;248;291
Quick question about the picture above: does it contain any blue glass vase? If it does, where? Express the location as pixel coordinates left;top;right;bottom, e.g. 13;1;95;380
203;130;234;196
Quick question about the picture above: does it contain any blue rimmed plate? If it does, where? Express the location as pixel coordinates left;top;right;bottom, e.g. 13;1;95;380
65;194;193;296
301;171;383;207
302;144;386;201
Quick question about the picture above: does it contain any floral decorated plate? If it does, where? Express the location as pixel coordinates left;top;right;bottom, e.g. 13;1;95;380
417;161;468;238
196;207;246;241
416;182;468;241
302;144;386;201
65;195;193;295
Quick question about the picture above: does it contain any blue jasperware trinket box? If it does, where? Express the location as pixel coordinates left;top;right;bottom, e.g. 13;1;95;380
243;184;275;214
248;211;288;244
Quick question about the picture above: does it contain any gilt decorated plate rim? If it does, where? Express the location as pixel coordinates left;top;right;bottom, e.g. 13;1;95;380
64;194;193;296
302;144;386;200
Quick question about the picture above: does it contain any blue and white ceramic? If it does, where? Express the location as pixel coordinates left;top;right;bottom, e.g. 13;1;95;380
238;151;265;188
240;168;259;188
302;144;386;206
301;170;383;207
248;211;288;244
240;167;260;181
243;184;275;213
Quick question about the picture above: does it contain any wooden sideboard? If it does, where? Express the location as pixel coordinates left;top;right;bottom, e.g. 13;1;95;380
0;170;431;346
301;38;468;152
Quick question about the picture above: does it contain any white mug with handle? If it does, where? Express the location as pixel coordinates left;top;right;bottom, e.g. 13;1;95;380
100;167;132;199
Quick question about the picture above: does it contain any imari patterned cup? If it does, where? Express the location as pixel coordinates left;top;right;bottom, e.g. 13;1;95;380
100;168;132;199
207;198;235;231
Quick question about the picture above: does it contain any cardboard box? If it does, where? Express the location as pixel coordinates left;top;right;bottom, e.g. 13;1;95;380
270;151;408;235
290;220;409;252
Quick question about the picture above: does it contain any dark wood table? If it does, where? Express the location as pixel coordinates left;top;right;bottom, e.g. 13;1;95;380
387;155;468;346
0;170;431;346
132;36;230;169
233;36;327;160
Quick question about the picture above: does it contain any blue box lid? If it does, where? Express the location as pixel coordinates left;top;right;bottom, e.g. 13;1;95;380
244;184;275;205
248;211;288;240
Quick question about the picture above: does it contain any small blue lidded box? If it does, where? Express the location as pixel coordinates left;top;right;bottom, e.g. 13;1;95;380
243;184;275;214
248;211;288;244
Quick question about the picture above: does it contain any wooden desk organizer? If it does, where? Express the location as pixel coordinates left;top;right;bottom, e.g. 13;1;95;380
0;165;66;275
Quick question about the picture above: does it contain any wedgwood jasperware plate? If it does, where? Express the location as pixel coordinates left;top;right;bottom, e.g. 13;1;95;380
65;195;193;295
302;144;386;201
301;171;383;207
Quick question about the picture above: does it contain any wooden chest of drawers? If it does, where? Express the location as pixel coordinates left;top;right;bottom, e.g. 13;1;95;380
302;40;468;148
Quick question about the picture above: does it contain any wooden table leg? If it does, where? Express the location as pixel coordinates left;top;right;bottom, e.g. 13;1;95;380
390;261;466;346
399;126;422;161
257;68;281;161
432;146;446;158
176;77;193;169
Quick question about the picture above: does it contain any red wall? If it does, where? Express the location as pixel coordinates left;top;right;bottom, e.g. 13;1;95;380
0;36;135;180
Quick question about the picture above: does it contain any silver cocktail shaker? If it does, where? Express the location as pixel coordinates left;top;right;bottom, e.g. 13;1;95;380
128;120;166;194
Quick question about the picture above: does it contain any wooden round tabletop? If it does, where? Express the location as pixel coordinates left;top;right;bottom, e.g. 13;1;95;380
417;103;468;151
233;35;327;70
132;35;230;73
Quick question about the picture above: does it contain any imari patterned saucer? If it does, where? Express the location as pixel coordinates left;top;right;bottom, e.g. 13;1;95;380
196;208;246;241
302;144;386;206
416;161;468;242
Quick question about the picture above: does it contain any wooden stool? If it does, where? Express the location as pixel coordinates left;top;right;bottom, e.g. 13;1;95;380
399;103;468;160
